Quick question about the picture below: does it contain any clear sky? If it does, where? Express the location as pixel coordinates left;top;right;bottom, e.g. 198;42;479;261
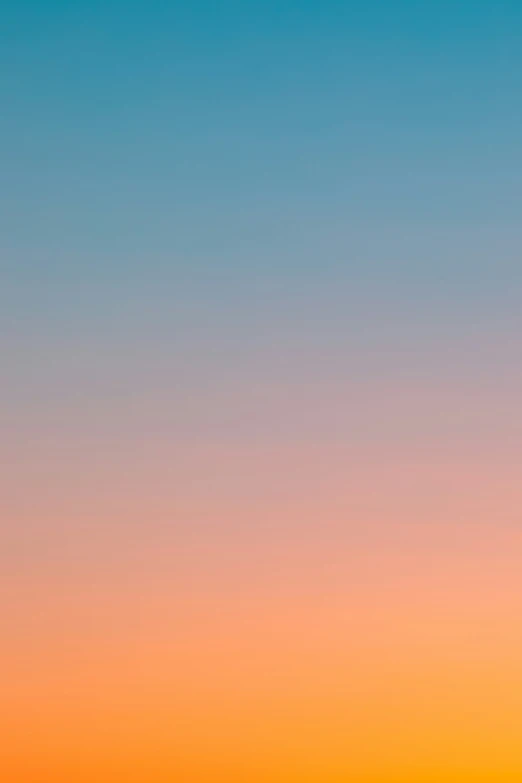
2;2;522;781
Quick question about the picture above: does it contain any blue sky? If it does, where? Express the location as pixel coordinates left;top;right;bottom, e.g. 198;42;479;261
2;1;522;337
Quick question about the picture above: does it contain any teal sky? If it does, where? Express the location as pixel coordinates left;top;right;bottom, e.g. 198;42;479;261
2;1;522;410
3;2;522;278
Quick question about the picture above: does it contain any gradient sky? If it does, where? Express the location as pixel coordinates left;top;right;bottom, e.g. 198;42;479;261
2;2;522;781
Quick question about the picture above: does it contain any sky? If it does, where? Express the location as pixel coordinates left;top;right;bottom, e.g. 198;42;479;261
2;2;522;780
